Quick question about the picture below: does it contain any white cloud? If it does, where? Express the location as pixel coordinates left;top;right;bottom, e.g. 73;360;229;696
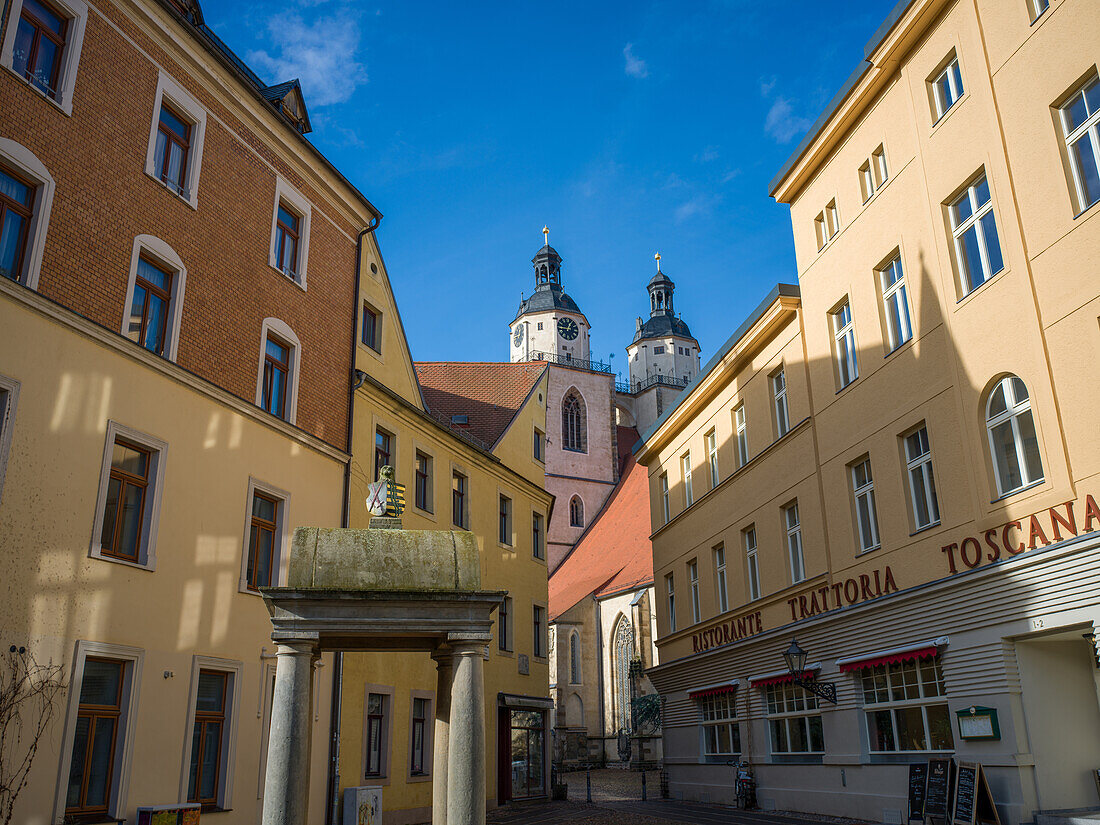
674;193;721;223
623;43;648;79
695;146;720;163
759;75;777;97
247;11;367;107
764;97;812;144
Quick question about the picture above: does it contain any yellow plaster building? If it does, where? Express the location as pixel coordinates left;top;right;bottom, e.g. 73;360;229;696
637;1;1100;822
336;240;554;824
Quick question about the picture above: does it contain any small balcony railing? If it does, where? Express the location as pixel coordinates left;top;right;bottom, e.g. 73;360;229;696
526;351;613;375
617;374;690;395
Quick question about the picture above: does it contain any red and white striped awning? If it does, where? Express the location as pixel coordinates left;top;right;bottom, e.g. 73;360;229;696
687;680;739;699
747;664;821;688
835;637;949;673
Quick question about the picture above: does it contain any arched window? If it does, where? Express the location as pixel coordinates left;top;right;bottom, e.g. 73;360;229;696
562;391;587;453
613;617;634;731
986;375;1044;496
569;496;584;527
569;632;580;684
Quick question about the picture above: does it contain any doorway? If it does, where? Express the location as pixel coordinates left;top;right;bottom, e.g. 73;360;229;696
1017;628;1100;811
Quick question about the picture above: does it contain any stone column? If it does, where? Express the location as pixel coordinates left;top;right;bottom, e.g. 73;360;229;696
262;637;319;825
446;640;488;825
431;648;454;825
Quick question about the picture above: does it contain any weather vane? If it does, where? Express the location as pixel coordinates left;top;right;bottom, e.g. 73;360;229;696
543;225;549;246
655;251;662;272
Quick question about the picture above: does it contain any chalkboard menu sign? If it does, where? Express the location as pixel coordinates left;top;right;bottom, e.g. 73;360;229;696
925;757;955;823
954;763;978;825
908;762;928;822
953;762;1001;825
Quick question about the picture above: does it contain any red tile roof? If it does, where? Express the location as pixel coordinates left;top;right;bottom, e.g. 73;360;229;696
414;362;547;450
549;429;654;620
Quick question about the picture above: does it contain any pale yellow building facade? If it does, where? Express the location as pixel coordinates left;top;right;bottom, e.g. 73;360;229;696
336;239;554;824
638;1;1100;822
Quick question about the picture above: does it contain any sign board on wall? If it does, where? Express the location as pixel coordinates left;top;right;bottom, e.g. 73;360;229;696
956;706;1000;740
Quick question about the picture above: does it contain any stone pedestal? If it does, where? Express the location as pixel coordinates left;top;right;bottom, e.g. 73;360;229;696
446;640;488;825
262;638;319;825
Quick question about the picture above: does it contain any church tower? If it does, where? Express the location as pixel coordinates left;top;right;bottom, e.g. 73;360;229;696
511;227;592;364
620;254;701;432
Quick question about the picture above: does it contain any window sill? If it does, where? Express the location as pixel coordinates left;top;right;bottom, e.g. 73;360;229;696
89;548;155;572
267;263;308;293
407;772;432;784
930;92;970;133
955;266;1007;307
1071;198;1100;220
532;555;547;567
883;337;915;359
3;64;72;116
908;520;942;538
143;169;198;210
869;751;954;765
769;754;824;765
990;477;1045;505
856;545;882;557
498;648;514;658
834;377;858;396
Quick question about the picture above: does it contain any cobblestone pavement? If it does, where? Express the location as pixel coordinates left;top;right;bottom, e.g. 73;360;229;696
486;769;873;825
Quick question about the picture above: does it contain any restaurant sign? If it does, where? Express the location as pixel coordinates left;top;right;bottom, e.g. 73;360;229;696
941;494;1099;575
786;566;901;622
691;609;764;653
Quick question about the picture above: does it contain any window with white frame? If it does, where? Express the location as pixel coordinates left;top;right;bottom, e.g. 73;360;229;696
814;212;827;250
949;173;1004;295
766;682;824;755
1027;0;1049;22
0;138;54;289
873;145;888;188
659;473;670;524
931;54;964;121
825;200;839;240
772;369;790;437
831;298;858;389
144;71;207;208
860;160;874;203
879;253;912;352
784;501;805;584
122;236;186;361
986;375;1044;496
90;421;167;569
861;658;954;752
904;425;940;530
699;692;740;761
58;641;143;824
0;374;19;505
184;660;241;811
744;526;761;601
850;457;881;552
706;429;719;488
1058;75;1100;214
682;451;693;507
688;559;700;624
714;544;728;613
256;319;301;424
665;573;676;633
268;179;312;287
734;404;748;467
1;0;88;113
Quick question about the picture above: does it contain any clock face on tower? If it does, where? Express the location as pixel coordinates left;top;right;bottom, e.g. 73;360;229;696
513;327;523;346
557;317;579;340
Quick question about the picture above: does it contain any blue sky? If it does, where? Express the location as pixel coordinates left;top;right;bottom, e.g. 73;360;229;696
203;0;897;373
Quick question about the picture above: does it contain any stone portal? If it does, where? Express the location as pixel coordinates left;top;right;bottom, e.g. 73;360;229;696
260;525;504;825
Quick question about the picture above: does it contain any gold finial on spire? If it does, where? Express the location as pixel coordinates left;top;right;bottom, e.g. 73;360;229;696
543;225;549;246
655;251;662;272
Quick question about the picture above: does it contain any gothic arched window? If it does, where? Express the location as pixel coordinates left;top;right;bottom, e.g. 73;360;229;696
986;375;1044;496
562;391;587;453
570;632;581;684
613;617;634;731
569;496;584;528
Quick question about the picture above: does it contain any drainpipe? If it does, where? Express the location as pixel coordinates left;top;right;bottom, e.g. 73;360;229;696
327;214;381;825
